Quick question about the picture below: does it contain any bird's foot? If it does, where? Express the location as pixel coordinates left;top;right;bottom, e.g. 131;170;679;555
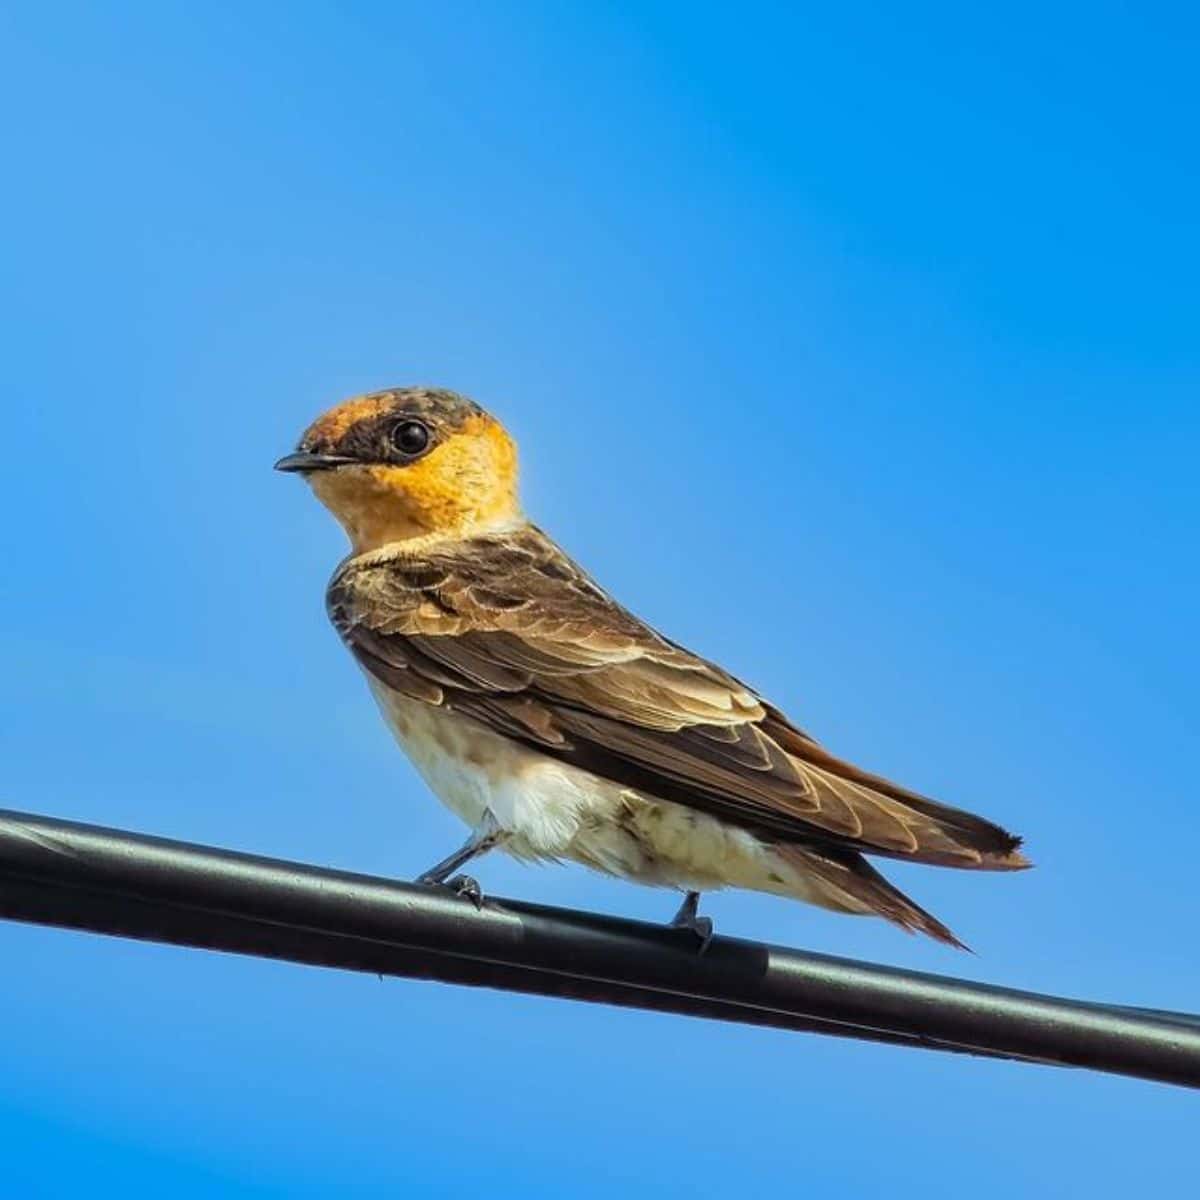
669;891;714;954
415;871;485;909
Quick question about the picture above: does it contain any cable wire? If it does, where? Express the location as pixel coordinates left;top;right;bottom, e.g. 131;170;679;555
1;808;1197;1088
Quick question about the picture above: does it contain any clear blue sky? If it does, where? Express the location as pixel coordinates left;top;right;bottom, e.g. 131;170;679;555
2;2;1197;1194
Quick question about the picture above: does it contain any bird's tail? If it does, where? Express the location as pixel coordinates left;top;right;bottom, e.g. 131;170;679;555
762;707;1030;871
777;844;969;949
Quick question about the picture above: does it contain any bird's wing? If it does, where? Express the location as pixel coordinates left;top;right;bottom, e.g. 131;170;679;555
328;525;1025;868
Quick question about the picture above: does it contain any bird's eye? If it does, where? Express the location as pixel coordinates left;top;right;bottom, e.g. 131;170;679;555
390;419;430;457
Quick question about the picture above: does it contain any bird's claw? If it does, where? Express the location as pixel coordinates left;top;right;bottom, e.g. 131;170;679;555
446;874;485;908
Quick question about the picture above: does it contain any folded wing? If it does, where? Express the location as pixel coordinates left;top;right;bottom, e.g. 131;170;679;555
328;527;1027;870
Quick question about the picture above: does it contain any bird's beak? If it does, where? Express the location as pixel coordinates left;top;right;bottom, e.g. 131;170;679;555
273;452;358;474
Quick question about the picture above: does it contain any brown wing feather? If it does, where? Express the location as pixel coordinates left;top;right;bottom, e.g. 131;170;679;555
328;526;1027;869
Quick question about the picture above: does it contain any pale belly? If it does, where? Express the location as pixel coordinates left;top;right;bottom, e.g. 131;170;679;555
367;679;852;907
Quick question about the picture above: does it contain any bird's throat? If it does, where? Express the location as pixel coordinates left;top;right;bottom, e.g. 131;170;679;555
308;462;520;554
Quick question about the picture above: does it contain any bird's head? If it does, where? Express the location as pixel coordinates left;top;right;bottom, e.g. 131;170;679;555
276;387;520;553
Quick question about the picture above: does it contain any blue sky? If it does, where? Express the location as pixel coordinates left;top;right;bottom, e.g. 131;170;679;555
2;2;1197;1194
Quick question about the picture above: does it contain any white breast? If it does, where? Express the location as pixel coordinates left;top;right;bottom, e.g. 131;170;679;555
366;675;842;905
367;679;605;858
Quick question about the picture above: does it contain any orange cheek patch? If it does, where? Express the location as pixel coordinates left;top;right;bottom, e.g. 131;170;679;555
388;439;483;528
397;421;519;529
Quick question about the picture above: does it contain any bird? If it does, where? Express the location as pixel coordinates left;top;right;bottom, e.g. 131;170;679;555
276;386;1028;949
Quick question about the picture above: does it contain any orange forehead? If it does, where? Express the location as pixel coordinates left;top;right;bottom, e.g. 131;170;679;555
304;395;396;445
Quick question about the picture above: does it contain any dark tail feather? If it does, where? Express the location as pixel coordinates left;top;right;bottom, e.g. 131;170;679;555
780;845;970;950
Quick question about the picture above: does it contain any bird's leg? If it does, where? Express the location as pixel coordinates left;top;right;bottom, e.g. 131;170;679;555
415;811;507;907
670;890;714;953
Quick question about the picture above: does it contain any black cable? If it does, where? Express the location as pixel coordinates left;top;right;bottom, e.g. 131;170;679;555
1;808;1197;1088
